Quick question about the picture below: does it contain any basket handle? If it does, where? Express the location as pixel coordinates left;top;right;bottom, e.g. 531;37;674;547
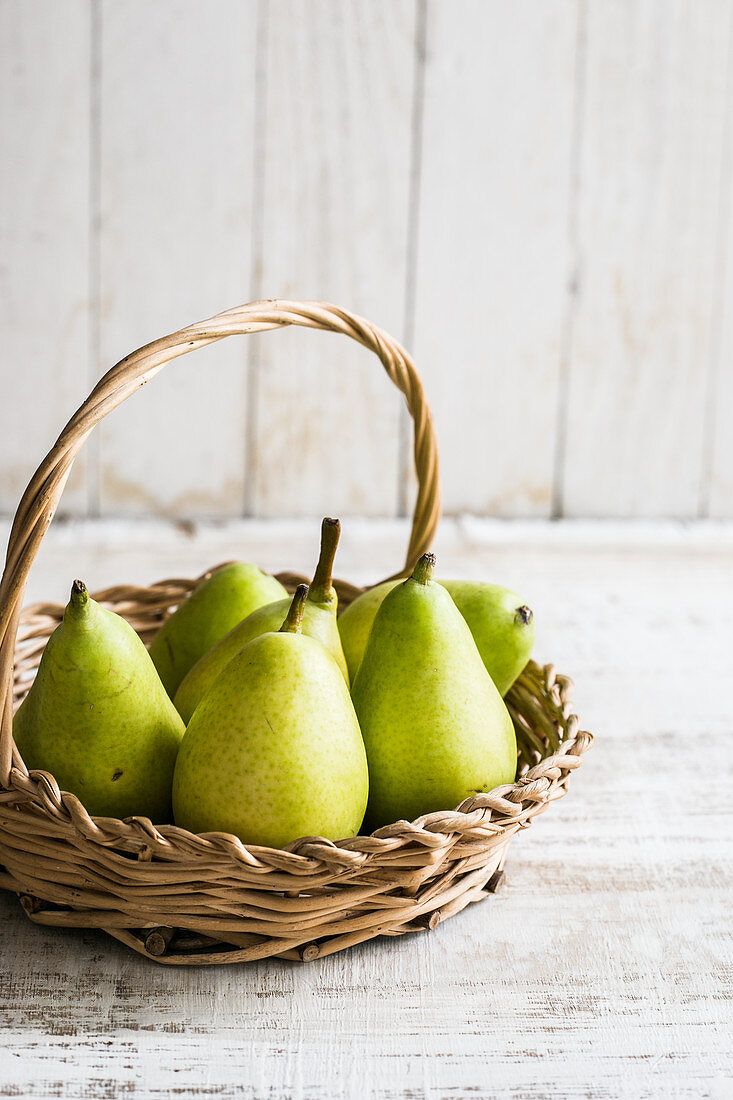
0;299;440;786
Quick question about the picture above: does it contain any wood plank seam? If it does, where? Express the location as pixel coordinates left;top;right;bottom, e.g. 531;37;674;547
552;0;587;520
699;0;733;517
398;0;426;520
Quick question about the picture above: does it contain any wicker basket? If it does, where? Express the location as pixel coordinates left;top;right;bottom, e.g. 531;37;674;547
0;299;592;965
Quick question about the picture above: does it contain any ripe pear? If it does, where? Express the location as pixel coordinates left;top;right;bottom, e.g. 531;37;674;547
172;586;369;849
149;562;287;697
351;554;517;828
338;581;399;680
441;580;534;695
13;580;185;821
174;519;349;724
339;577;534;694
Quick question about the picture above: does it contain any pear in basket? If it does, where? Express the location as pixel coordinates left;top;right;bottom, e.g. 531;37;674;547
339;576;534;694
351;554;517;828
13;580;185;822
149;562;287;697
174;518;349;724
172;586;368;848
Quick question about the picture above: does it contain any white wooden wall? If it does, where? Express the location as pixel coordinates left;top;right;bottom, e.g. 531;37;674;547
1;0;732;521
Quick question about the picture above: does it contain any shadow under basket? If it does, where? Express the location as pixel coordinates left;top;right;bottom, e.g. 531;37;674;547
0;299;593;965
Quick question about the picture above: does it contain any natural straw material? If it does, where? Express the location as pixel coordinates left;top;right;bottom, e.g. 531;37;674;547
0;300;592;964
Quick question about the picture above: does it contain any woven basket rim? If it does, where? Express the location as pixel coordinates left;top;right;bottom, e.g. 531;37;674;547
7;569;593;875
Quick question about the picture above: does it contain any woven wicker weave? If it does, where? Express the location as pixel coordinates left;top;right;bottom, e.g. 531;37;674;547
0;300;592;964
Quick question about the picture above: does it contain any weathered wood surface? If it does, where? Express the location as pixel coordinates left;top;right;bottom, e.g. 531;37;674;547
561;0;732;518
413;0;577;517
707;2;733;520
0;519;730;1098
0;0;91;515
96;0;258;518
4;1;733;521
249;0;414;519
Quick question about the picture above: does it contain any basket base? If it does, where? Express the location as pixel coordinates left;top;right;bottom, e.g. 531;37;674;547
2;850;509;966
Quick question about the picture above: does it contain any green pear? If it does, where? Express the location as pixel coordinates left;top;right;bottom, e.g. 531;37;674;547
13;580;185;821
174;519;349;723
339;577;534;694
338;580;399;680
172;585;369;849
441;580;534;695
351;554;517;828
149;562;287;697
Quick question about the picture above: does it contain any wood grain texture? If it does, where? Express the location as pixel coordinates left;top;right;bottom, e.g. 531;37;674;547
248;0;416;519
707;320;733;516
4;3;733;528
561;0;733;518
0;0;90;515
412;0;578;517
97;0;258;518
707;15;733;520
0;519;731;1098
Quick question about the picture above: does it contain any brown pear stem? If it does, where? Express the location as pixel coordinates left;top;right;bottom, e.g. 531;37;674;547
309;518;341;603
280;584;308;633
66;578;90;620
410;552;436;585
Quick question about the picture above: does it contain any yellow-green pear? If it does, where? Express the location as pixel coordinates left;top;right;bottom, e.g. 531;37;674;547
172;586;368;849
338;581;399;680
351;554;517;828
149;562;287;697
174;519;348;724
441;580;534;694
13;580;185;821
339;577;534;694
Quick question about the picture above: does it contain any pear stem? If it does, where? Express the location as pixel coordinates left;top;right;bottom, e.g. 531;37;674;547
65;579;90;622
71;578;88;601
280;584;308;633
309;517;340;603
410;552;436;585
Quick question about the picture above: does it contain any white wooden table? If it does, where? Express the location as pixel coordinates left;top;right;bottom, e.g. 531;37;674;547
1;518;731;1099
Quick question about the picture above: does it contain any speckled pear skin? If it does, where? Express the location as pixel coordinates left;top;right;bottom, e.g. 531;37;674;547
149;562;287;698
174;598;348;724
350;555;517;829
172;589;368;849
13;581;185;822
173;519;349;723
338;580;399;681
440;581;535;695
339;577;534;694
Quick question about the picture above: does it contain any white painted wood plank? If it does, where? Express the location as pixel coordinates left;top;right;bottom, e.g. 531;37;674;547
1;520;731;1098
0;0;90;516
97;0;258;518
708;349;733;516
412;0;578;518
708;44;733;519
249;0;415;519
562;0;732;518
